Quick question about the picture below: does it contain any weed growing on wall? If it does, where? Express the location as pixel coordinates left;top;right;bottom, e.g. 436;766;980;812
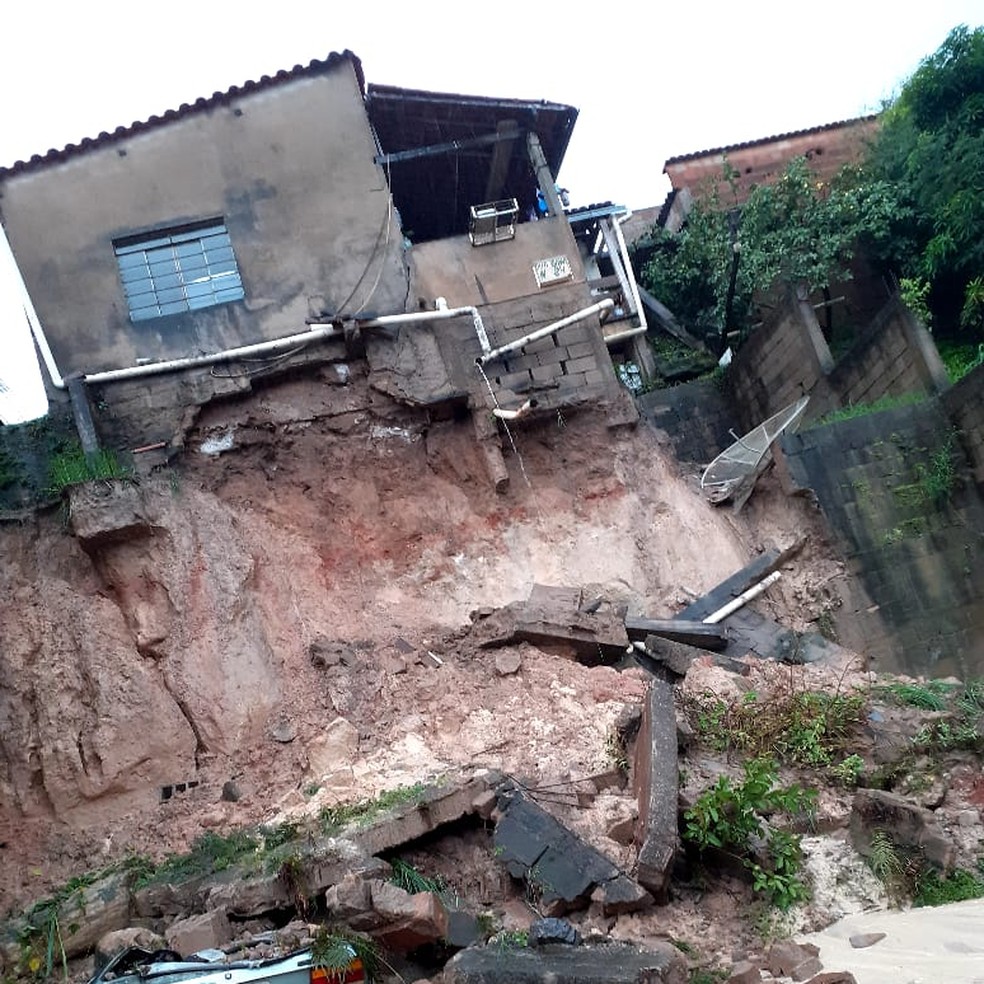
46;443;133;495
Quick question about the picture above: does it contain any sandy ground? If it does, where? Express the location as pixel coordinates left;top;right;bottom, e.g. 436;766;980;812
800;899;984;984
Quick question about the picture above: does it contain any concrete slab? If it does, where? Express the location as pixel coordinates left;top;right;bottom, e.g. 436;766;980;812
633;680;678;900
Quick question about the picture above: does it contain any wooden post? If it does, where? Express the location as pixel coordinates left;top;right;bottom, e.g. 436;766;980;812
526;132;565;218
66;375;100;457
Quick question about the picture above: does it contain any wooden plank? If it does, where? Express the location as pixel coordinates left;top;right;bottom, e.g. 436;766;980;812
624;617;727;651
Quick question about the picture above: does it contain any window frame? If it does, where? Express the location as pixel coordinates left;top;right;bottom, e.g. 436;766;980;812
113;218;245;322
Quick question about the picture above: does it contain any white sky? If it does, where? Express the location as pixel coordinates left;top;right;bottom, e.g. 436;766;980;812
1;0;981;421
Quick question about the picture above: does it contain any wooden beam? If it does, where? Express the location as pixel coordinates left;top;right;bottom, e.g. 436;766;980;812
484;120;519;202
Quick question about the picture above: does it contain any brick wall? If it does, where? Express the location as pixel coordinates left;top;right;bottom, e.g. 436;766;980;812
665;117;879;205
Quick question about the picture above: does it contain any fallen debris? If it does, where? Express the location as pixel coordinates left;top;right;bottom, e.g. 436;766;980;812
492;783;652;916
632;680;678;900
474;584;629;662
624;616;728;651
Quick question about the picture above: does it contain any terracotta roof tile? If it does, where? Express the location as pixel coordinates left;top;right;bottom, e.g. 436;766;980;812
0;51;363;179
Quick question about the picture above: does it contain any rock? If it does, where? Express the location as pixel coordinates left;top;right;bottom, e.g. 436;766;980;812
165;909;233;955
269;717;297;743
802;974;858;984
206;871;292;918
957;809;979;826
367;881;447;952
850;788;956;870
726;961;762;984
309;637;356;668
378;653;407;674
607;816;636;846
221;780;241;802
325;873;374;922
443;910;484;949
495;650;523;676
305;717;359;777
529;918;581;946
849;932;886;949
766;941;821;978
444;941;688;984
93;928;166;974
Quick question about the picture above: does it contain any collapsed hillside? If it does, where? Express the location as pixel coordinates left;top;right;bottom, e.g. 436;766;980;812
0;364;845;904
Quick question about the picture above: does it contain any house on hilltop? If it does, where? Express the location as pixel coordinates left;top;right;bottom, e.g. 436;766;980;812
0;50;646;483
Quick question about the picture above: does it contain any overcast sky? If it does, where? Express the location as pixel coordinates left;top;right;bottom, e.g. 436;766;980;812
1;0;981;420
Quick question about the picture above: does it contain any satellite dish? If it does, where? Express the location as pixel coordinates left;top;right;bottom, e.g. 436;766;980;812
701;396;810;510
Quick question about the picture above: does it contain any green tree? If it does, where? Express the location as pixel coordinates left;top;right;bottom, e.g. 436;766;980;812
868;25;984;333
641;158;905;350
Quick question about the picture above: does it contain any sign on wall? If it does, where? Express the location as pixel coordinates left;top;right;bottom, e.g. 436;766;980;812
533;255;573;288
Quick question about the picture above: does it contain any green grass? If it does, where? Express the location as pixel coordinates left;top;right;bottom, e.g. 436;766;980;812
874;680;954;711
46;444;133;495
319;783;429;835
811;391;925;427
136;829;261;886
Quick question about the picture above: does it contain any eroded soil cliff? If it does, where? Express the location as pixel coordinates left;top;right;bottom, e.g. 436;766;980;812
0;366;846;909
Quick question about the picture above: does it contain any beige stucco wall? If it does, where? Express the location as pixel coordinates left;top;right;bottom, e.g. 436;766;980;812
0;60;407;377
410;217;584;309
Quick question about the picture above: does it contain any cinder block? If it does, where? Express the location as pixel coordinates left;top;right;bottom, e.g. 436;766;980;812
531;364;562;383
495;370;533;391
565;341;597;360
564;356;598;375
522;335;559;355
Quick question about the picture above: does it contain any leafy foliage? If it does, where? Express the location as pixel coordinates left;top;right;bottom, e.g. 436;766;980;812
641;158;907;348
868;25;984;333
914;865;984;907
310;925;380;979
683;758;816;909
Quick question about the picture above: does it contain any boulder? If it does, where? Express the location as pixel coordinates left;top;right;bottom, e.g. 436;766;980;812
529;918;581;947
165;909;233;955
850;789;956;870
367;881;447;952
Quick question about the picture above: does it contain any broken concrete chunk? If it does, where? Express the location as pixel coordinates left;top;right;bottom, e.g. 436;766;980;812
633;680;678;901
492;785;651;916
305;716;359;778
624;616;728;651
368;881;447;952
475;584;629;662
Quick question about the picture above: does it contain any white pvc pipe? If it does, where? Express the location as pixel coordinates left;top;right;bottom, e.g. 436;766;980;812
613;210;648;335
491;398;537;420
477;298;615;365
604;325;647;345
85;324;344;385
85;302;492;386
702;570;782;625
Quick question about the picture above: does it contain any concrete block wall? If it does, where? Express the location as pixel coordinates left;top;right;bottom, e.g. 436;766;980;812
638;379;735;468
780;403;984;678
827;296;949;408
943;362;984;488
730;291;947;432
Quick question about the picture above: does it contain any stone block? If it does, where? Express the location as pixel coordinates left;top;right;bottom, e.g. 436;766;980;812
58;872;133;959
93;928;166;975
850;788;956;870
165;909;233;955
